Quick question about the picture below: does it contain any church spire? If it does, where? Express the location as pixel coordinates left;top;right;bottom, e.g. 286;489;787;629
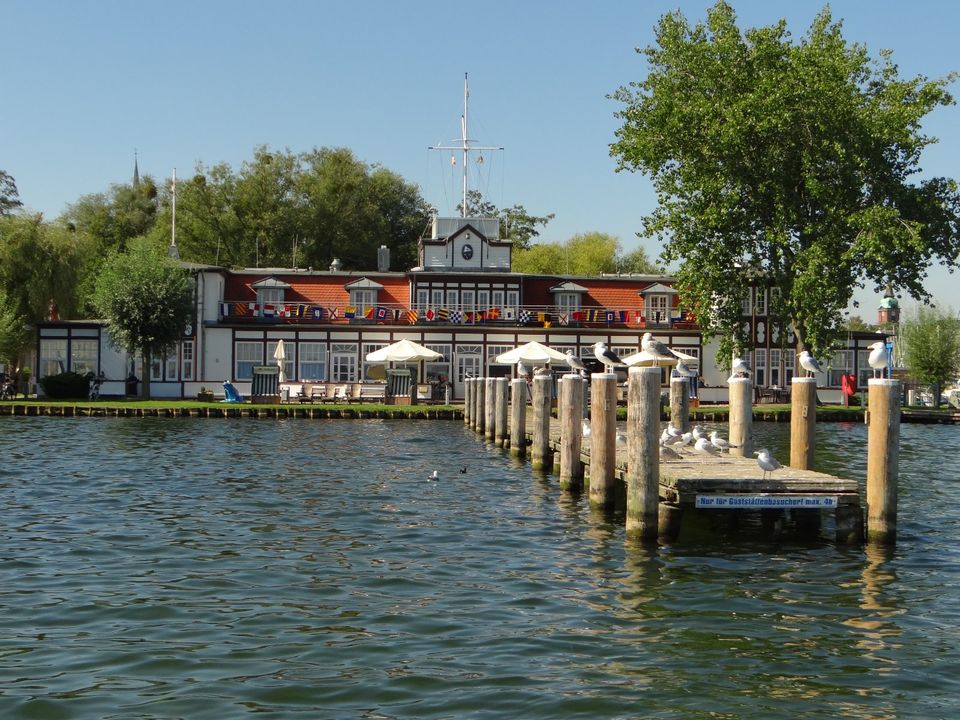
133;149;140;188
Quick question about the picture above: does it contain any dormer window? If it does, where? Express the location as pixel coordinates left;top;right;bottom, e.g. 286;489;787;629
344;277;384;315
251;277;291;311
549;281;588;313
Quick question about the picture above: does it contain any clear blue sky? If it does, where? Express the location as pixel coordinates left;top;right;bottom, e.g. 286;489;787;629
4;0;958;316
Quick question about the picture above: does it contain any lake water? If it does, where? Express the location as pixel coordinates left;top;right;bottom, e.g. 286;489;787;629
1;416;959;719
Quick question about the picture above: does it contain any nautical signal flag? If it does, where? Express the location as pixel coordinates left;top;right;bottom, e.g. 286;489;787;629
437;308;449;321
407;309;418;324
375;306;389;321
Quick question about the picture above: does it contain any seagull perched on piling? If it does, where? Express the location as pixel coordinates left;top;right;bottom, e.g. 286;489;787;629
799;350;823;377
755;448;783;480
673;361;696;378
641;332;680;367
565;350;588;375
729;356;751;382
593;342;625;370
868;341;887;379
709;430;737;453
534;365;552;377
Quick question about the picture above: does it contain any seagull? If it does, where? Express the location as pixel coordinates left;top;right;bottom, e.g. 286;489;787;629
565;350;587;374
729;356;751;382
582;419;592;438
868;341;887;378
616;430;627;445
517;360;531;379
709;430;737;453
660;444;682;460
459;466;467;474
428;470;439;481
691;424;708;440
677;431;694;447
755;448;783;480
694;437;720;456
661;426;682;445
641;332;680;367
673;361;696;378
534;365;552;377
593;342;625;370
799;350;823;377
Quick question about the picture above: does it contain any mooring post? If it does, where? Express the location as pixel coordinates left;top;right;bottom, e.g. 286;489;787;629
866;378;900;544
510;378;527;457
464;378;473;426
627;366;661;540
669;376;690;432
589;372;618;510
790;376;817;469
494;377;509;447
484;378;496;442
728;377;753;458
531;374;553;471
474;377;486;435
559;373;585;492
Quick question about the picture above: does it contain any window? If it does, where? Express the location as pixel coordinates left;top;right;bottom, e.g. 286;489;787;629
556;293;580;313
741;291;753;316
39;339;67;377
166;352;178;381
182;341;195;381
416;289;429;313
425;344;451;383
299;342;327;381
446;289;459;310
506;290;519;316
477;290;490;312
331;343;357;382
235;341;263;380
461;290;475;314
431;289;444;310
857;350;873;388
257;287;284;308
492;290;504;310
755;289;767;316
362;343;386;381
647;295;669;324
769;348;781;387
784;349;795;384
828;350;852;387
71;339;98;375
755;349;767;387
267;340;295;381
351;289;377;315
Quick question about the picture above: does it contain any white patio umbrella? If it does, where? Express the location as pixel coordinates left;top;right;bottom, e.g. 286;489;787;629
365;338;442;363
621;347;698;367
494;341;570;366
273;339;287;382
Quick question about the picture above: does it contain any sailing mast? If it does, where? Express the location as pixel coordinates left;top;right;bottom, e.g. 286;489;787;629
429;73;503;218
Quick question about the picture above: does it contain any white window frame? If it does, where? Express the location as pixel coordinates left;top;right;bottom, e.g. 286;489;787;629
754;348;767;387
556;293;580;313
235;341;263;380
71;339;98;375
181;340;195;381
331;343;357;382
299;342;327;381
350;289;377;315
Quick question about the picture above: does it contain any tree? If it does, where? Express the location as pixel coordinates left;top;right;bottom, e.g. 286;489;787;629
846;315;878;332
0;170;23;216
458;190;555;250
610;1;960;363
900;305;960;407
512;232;660;275
91;238;194;399
62;177;159;256
0;286;30;376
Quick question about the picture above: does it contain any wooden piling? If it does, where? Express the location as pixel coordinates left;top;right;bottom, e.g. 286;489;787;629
589;372;618;510
484;377;496;441
559;373;585;491
728;377;753;458
626;367;661;540
866;378;900;544
494;377;509;447
510;378;527;457
474;377;485;435
790;376;817;470
531;375;553;471
464;377;473;426
669;377;690;432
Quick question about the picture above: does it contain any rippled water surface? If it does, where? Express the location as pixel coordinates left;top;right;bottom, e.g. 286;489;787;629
1;416;959;719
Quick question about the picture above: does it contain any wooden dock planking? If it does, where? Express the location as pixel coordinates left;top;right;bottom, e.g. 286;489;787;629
522;416;859;505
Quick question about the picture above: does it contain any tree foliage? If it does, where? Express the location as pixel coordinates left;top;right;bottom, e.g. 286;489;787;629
900;305;960;405
0;214;88;323
458;190;555;250
0;285;30;373
0;170;23;216
512;232;660;275
62;177;159;256
91;238;194;399
610;1;960;361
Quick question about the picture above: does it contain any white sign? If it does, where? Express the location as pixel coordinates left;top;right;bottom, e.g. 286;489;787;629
695;495;838;509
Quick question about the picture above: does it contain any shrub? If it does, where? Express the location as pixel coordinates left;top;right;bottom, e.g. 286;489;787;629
39;371;91;399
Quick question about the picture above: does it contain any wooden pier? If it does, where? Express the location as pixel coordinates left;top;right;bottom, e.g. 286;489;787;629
463;370;893;545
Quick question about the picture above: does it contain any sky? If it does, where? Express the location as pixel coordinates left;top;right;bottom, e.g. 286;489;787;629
4;0;959;316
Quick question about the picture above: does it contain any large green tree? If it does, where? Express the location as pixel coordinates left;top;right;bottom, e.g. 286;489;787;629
91;238;194;399
512;232;660;275
0;286;30;378
610;2;960;362
62;177;159;256
900;305;960;407
0;170;23;216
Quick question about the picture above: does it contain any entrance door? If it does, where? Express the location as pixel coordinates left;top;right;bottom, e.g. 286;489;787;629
455;345;482;399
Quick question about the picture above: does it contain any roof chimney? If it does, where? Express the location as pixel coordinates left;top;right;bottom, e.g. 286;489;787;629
377;245;390;272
